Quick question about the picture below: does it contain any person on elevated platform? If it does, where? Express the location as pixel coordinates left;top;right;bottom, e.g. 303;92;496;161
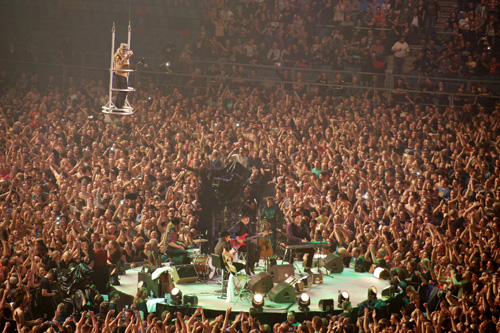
113;43;133;109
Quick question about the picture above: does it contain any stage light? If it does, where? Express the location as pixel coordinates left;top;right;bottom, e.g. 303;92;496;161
252;293;265;309
171;287;182;305
338;290;350;307
368;286;377;298
298;293;310;311
373;267;390;279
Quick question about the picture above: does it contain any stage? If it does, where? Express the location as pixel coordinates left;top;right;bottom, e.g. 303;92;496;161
113;259;390;321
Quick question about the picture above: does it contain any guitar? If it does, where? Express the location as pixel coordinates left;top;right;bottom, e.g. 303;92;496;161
222;249;237;274
259;231;274;258
230;232;268;249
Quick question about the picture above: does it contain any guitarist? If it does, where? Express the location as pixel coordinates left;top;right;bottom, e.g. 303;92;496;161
228;213;260;276
214;231;245;274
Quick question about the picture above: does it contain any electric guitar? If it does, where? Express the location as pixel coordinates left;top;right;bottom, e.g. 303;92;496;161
230;232;268;249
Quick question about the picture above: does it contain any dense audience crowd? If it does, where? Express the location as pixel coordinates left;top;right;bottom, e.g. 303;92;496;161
161;0;500;104
1;0;500;332
1;64;500;332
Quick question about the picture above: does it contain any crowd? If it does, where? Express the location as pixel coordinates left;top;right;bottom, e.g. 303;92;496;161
0;0;500;332
163;0;500;105
1;61;500;332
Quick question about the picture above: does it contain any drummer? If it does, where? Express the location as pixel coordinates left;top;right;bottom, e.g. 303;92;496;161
160;217;190;264
179;226;195;248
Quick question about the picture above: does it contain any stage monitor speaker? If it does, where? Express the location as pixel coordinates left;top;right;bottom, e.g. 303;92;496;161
183;294;199;307
323;253;344;273
138;271;174;298
248;272;274;294
171;265;198;284
319;299;334;311
268;281;296;303
312;272;323;284
268;264;295;283
301;274;313;287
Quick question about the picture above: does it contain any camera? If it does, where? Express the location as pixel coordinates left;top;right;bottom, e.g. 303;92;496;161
136;57;146;68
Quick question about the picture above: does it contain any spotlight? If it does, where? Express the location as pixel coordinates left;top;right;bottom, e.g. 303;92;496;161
171;287;182;306
338;290;350;307
252;293;265;310
298;293;310;311
368;286;377;298
374;267;390;279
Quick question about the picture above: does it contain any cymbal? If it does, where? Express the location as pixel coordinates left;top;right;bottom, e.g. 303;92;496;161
193;239;208;243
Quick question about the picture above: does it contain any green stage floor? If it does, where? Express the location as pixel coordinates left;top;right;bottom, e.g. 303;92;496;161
114;262;390;315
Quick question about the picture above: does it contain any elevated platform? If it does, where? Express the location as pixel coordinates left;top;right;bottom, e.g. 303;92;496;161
113;261;390;323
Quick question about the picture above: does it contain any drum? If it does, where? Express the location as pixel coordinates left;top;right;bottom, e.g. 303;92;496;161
193;255;210;275
193;255;216;280
187;248;201;259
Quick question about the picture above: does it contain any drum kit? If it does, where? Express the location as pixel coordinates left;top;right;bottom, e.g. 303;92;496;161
187;239;217;280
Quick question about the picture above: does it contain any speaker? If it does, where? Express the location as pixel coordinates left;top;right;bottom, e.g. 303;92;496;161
138;271;174;298
268;264;295;283
312;273;323;284
301;274;313;287
183;294;199;306
284;276;305;293
268;281;296;303
319;299;334;311
248;272;274;294
171;265;198;284
323;253;344;273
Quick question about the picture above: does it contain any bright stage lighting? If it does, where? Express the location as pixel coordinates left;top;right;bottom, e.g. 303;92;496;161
338;290;350;307
252;293;265;309
171;287;182;305
298;293;310;311
373;267;390;279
